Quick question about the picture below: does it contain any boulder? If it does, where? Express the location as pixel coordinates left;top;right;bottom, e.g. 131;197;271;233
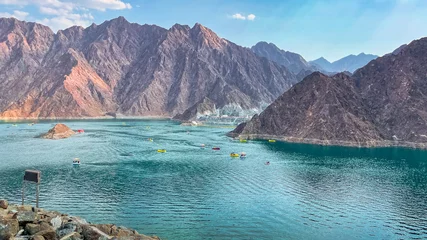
50;216;62;230
57;222;81;238
13;211;36;226
25;222;53;236
59;232;81;240
0;200;8;210
0;218;19;239
26;223;42;235
31;236;46;240
40;124;75;140
34;229;56;240
81;225;109;240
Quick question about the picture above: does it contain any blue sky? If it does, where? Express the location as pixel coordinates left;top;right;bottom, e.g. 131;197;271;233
1;0;427;61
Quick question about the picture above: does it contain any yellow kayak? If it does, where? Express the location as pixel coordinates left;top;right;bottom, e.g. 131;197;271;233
239;139;247;143
230;153;240;157
157;149;166;153
268;139;276;143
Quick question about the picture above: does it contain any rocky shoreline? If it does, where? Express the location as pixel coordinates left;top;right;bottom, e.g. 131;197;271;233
0;116;171;121
0;200;160;240
229;133;427;149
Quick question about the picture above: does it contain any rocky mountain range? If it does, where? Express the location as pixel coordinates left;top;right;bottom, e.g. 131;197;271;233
310;53;378;73
0;17;298;119
230;37;427;148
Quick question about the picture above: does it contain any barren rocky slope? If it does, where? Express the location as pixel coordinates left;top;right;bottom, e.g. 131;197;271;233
230;37;427;148
0;17;297;119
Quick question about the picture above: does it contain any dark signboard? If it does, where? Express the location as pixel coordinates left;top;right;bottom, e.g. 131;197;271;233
24;170;40;183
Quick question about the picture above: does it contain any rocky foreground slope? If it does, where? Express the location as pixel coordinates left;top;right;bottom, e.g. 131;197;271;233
0;17;297;119
230;37;427;148
0;200;159;240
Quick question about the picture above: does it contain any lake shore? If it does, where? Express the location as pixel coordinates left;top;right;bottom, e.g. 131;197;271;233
229;133;427;150
0;200;160;240
0;116;171;121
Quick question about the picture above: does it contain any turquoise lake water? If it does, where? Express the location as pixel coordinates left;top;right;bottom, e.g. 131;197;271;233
1;120;427;239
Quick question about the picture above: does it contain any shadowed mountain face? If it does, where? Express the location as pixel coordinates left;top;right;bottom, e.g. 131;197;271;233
231;37;427;148
310;53;378;73
0;17;297;118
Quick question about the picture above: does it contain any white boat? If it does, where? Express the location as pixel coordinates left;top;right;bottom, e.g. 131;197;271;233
73;158;81;165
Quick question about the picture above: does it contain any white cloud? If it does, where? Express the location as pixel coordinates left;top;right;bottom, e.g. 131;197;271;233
0;0;132;31
232;13;246;20
0;10;29;20
247;14;256;21
231;13;256;21
39;6;69;15
80;0;132;11
39;15;92;31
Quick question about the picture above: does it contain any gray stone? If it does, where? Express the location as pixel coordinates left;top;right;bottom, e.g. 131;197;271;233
57;223;81;238
50;217;61;230
13;212;36;226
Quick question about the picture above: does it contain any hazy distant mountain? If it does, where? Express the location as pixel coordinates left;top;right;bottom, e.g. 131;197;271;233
309;57;331;71
0;17;298;118
310;53;378;73
251;42;319;76
230;37;427;149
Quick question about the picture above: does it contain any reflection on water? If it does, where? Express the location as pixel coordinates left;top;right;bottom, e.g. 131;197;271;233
1;120;427;240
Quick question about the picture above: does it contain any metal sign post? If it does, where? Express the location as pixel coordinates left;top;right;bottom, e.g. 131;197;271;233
22;170;41;208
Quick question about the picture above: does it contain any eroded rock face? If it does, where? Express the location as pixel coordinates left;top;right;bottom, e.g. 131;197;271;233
231;37;427;148
0;17;297;119
40;124;76;140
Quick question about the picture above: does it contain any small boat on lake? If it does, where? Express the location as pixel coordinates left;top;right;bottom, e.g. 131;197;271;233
230;152;240;158
77;129;84;133
268;139;276;143
239;139;247;143
157;149;166;153
73;158;81;165
212;147;220;151
201;144;206;148
240;152;247;158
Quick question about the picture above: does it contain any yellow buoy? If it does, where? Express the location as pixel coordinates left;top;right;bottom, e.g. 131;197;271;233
268;139;276;143
157;149;166;153
230;153;240;157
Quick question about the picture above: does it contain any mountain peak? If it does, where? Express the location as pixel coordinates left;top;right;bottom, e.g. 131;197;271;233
190;23;225;49
104;16;130;27
170;23;190;32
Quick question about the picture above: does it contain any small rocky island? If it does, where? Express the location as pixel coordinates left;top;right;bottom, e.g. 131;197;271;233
0;199;160;240
40;124;75;140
